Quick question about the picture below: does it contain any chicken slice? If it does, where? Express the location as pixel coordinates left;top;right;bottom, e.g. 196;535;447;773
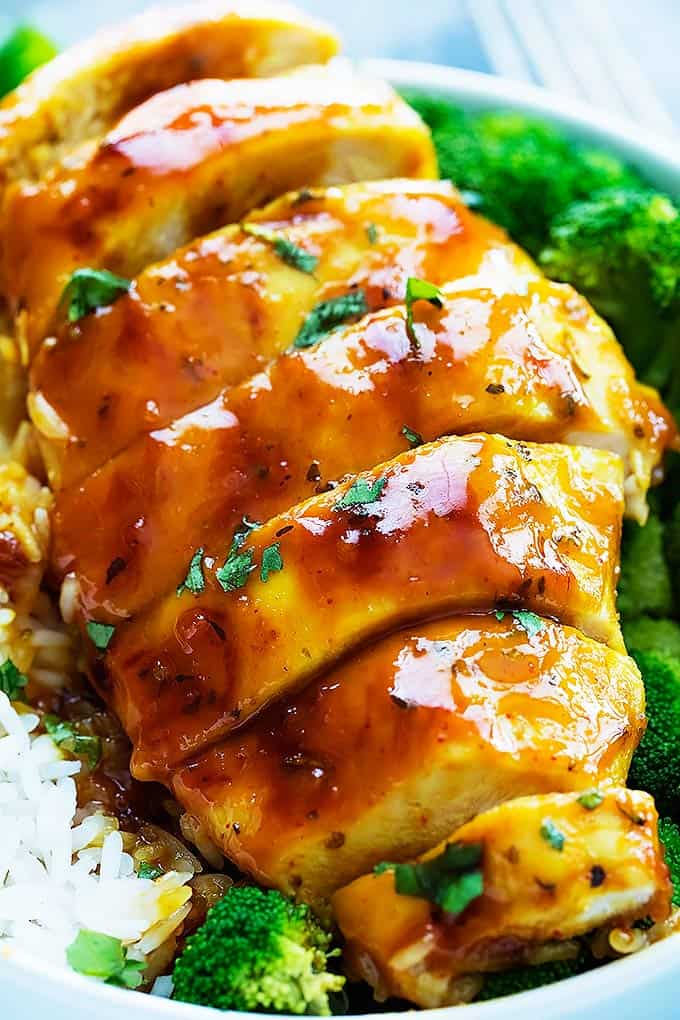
52;276;664;623
30;179;537;488
1;68;436;357
172;614;644;903
0;1;338;193
91;434;624;779
332;789;672;1008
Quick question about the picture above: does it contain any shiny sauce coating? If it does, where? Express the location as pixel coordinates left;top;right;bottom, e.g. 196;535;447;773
94;433;624;778
173;613;644;900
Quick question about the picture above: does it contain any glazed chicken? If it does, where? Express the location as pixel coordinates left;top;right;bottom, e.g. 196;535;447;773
101;433;625;777
0;3;676;1004
30;179;537;488
0;1;339;196
173;615;645;902
1;67;436;357
50;274;674;625
333;790;672;1006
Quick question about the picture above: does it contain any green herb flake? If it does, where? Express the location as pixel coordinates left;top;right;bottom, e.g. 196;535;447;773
405;276;445;351
243;222;318;274
137;861;163;881
375;841;484;917
334;475;387;512
401;424;424;448
216;547;255;593
66;930;145;989
86;621;116;652
60;269;132;323
177;547;205;597
578;790;604;811
230;516;260;554
512;610;544;637
540;819;566;851
365;222;379;244
260;543;283;583
0;658;28;701
494;610;506;622
293;290;368;349
44;715;102;770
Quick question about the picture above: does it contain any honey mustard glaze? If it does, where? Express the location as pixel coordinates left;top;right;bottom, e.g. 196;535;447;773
1;73;436;356
89;433;625;778
51;274;669;624
31;181;532;488
172;613;643;900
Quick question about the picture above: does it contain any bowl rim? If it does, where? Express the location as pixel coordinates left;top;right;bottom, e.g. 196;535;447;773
2;57;680;1020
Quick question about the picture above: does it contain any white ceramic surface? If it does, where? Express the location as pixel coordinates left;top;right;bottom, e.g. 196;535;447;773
2;59;680;1020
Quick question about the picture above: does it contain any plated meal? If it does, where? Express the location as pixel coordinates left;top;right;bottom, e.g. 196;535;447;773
0;1;679;1014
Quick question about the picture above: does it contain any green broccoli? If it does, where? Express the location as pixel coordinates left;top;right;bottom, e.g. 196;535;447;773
658;817;680;907
618;515;674;619
0;26;57;98
476;951;591;1001
623;616;680;660
172;885;345;1014
666;502;680;600
628;650;680;816
540;189;680;400
404;94;639;255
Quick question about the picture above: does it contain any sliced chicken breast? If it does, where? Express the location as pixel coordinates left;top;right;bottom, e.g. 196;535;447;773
332;789;672;1007
173;614;644;903
50;276;672;624
0;1;339;193
1;68;436;357
89;434;624;779
30;179;537;487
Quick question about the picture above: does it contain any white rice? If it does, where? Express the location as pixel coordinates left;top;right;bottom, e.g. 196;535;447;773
0;692;192;978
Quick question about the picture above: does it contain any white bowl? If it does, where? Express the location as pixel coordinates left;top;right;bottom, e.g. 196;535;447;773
2;59;680;1020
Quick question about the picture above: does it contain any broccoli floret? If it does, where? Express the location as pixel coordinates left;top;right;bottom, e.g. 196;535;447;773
476;951;591;1001
628;650;680;816
540;188;680;400
623;616;680;660
666;503;680;600
618;515;673;619
0;26;56;98
658;818;680;907
404;94;639;255
172;885;344;1014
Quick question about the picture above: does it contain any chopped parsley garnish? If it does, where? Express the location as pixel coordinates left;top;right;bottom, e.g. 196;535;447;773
216;519;261;593
365;222;379;244
177;547;205;596
44;715;102;769
494;609;544;637
137;861;163;880
66;930;145;989
216;548;255;593
0;658;28;701
60;268;131;323
404;276;444;351
293;290;368;349
334;475;387;512
540;819;565;851
260;543;283;582
401;424;424;448
230;516;260;553
375;841;484;917
578;790;604;811
243;222;318;274
512;610;544;636
86;621;116;652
